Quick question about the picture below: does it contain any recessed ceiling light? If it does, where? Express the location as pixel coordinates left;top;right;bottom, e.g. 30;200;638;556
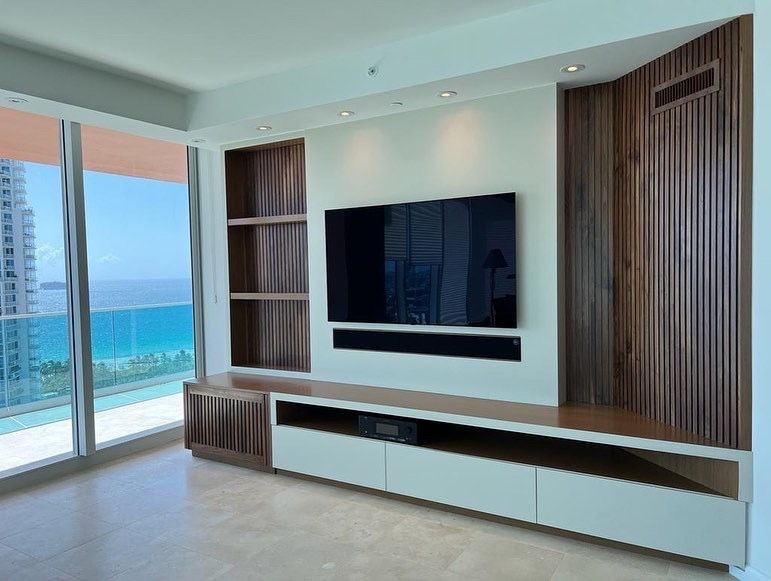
438;91;457;98
560;64;586;73
390;101;404;107
257;125;272;131
7;96;28;104
190;138;207;144
338;110;355;117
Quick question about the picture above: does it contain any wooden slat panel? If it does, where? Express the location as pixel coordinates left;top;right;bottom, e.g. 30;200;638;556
225;140;306;219
564;83;615;405
228;222;309;294
183;386;270;470
564;18;751;449
230;299;311;372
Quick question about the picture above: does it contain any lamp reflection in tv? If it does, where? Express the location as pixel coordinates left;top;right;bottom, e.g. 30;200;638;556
482;248;508;326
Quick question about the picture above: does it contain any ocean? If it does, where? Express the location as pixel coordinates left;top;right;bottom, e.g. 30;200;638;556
38;278;193;313
32;279;194;364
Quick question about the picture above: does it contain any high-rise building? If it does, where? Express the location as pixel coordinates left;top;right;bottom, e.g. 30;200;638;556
0;158;40;408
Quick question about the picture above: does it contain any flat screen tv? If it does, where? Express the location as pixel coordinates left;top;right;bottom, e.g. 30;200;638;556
325;192;516;328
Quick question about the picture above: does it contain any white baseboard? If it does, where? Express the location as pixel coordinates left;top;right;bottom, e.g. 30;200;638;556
731;565;771;581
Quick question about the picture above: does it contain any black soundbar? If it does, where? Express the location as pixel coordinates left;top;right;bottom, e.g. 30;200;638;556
333;329;521;361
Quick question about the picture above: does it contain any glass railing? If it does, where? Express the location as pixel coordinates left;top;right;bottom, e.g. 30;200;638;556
0;302;194;416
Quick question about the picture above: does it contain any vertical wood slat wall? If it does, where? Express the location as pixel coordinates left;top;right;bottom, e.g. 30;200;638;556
225;140;311;372
564;83;616;406
564;18;752;449
229;223;309;294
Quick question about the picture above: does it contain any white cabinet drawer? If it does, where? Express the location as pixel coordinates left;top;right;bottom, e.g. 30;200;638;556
536;468;746;565
272;426;386;490
386;443;536;522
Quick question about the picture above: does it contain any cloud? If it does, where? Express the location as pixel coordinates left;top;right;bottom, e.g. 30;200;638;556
37;243;64;263
99;253;121;264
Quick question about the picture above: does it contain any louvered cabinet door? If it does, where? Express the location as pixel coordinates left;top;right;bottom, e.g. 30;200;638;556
183;383;271;471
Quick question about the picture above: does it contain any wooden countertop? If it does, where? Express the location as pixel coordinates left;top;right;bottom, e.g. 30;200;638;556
186;373;733;450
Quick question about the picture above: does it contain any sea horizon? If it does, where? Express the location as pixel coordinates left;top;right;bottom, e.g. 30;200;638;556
31;278;195;364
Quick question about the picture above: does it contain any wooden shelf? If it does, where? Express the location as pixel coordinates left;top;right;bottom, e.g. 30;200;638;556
230;293;309;301
189;373;733;449
228;214;307;227
230;301;310;371
225;139;310;372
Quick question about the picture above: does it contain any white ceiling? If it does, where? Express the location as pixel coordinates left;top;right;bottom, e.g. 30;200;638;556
197;21;725;146
0;0;547;92
0;0;751;146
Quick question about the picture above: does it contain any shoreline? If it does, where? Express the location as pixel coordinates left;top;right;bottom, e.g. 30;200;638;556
40;347;195;369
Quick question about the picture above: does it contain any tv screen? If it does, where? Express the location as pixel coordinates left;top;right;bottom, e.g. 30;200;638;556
325;192;516;328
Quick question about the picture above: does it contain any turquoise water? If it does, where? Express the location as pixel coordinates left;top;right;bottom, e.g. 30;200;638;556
0;279;195;409
32;278;195;363
33;303;194;363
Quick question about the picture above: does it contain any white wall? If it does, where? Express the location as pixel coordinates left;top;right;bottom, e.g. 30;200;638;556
199;86;562;404
304;85;562;405
196;148;230;376
746;1;771;579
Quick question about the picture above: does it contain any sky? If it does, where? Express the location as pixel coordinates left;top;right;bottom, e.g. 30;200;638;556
24;161;192;282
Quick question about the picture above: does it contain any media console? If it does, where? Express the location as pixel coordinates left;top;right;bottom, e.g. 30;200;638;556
184;373;751;567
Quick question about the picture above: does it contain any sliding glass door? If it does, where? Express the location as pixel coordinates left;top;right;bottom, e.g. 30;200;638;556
0;108;197;473
81;126;194;447
0;107;74;475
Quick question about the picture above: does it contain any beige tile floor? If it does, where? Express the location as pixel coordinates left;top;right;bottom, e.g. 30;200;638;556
0;394;182;474
0;441;732;580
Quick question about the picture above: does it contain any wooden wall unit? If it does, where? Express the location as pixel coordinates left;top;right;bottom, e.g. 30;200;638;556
226;139;311;372
564;18;752;449
185;373;749;566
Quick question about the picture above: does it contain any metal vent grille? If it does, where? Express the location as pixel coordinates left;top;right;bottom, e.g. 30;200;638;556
651;60;720;115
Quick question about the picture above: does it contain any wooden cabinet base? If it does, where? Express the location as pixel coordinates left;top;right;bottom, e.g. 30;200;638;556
191;446;275;473
184;382;272;471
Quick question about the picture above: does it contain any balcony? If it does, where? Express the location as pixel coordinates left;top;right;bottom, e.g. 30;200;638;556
0;302;194;473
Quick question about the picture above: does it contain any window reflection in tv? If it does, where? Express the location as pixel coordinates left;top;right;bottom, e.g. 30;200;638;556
325;193;516;328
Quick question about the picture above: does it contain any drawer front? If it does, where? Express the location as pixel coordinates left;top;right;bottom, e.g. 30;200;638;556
272;426;386;490
536;468;746;565
386;444;536;522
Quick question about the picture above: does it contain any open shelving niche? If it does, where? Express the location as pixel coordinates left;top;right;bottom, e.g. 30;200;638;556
275;400;737;498
225;139;310;372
